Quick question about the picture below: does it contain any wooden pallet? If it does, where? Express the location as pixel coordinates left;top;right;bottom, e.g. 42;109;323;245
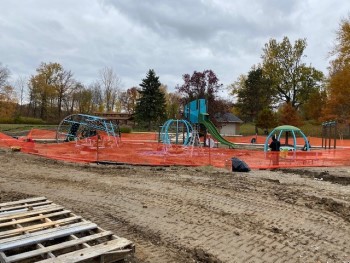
0;197;134;263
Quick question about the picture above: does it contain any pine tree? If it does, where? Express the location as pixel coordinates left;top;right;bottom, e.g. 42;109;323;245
135;69;166;130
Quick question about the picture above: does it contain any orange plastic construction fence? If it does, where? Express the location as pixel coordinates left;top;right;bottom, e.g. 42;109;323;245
1;130;350;169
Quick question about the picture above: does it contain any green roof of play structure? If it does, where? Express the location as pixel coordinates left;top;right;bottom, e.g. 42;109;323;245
273;125;301;131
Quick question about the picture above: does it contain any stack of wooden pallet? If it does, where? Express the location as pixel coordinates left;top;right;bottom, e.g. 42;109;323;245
0;196;134;263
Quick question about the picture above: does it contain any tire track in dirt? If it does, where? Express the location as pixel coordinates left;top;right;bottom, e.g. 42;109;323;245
0;152;350;262
0;155;220;262
125;177;349;262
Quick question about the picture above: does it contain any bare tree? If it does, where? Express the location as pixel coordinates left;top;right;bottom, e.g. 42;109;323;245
98;67;121;112
15;75;27;115
90;82;104;112
56;70;74;118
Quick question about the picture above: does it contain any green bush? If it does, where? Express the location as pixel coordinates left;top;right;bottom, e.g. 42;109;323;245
240;122;323;137
0;116;46;125
0;118;13;124
15;117;46;124
119;125;132;133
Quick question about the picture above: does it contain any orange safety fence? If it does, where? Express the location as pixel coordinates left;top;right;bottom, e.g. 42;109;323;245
1;130;350;169
26;129;57;140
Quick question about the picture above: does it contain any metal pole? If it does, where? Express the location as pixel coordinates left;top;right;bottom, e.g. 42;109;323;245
176;120;179;145
334;122;337;149
321;124;324;148
96;132;99;162
328;125;331;149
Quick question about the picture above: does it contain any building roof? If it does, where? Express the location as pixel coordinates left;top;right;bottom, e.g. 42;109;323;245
214;112;243;123
93;112;134;120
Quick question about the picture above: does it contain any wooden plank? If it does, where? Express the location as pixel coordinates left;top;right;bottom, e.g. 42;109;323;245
0;210;72;228
0;252;6;263
0;205;64;221
0;216;82;239
0;197;134;263
0;222;97;251
0;209;28;218
0;197;47;208
0;252;7;263
5;231;114;263
0;201;53;213
38;238;133;263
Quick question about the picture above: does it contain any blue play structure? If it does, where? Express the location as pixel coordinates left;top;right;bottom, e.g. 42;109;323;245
159;99;235;148
56;114;119;142
183;99;235;148
264;125;310;152
184;99;208;124
159;119;194;146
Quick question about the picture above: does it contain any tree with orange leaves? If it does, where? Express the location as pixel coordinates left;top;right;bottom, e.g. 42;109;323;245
323;16;350;123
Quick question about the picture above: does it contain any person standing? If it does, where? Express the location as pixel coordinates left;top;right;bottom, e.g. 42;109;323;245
269;136;280;165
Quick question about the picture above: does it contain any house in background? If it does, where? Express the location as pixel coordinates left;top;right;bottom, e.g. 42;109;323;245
214;113;243;136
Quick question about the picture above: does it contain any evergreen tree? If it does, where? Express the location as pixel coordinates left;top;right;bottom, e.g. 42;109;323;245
135;69;166;130
233;67;274;123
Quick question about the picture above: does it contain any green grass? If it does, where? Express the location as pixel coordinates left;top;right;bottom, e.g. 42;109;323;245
0;124;57;133
240;122;323;137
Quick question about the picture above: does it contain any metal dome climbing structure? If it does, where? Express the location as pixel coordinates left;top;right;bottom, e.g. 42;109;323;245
56;114;120;143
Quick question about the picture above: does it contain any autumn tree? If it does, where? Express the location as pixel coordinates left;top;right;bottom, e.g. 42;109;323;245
76;87;93;114
135;69;166;130
0;64;15;119
262;37;324;109
278;102;302;127
323;16;350;123
119;87;139;114
0;84;17;120
29;62;75;121
165;92;182;119
0;63;10;89
232;67;275;123
176;69;224;122
300;89;327;122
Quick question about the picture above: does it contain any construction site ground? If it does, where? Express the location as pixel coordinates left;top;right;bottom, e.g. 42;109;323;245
0;148;349;263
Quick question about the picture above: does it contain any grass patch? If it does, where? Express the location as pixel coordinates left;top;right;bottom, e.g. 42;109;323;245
0;124;57;133
240;122;323;137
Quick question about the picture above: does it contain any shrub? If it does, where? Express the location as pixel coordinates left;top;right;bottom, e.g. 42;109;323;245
119;125;132;133
14;117;46;125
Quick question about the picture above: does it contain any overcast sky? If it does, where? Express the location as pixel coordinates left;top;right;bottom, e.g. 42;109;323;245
1;0;349;98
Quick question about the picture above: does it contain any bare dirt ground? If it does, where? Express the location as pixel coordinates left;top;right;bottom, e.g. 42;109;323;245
0;148;349;263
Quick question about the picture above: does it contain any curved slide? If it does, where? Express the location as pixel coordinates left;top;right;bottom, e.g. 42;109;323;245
200;119;235;148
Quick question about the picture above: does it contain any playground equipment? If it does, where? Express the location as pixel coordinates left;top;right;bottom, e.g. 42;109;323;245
184;99;235;148
56;114;120;143
322;121;337;149
159;119;197;146
264;125;310;152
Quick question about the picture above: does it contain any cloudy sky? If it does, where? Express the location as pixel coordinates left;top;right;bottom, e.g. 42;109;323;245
1;0;349;97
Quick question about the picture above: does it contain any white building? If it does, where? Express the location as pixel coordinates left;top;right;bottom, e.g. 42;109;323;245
214;113;243;136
